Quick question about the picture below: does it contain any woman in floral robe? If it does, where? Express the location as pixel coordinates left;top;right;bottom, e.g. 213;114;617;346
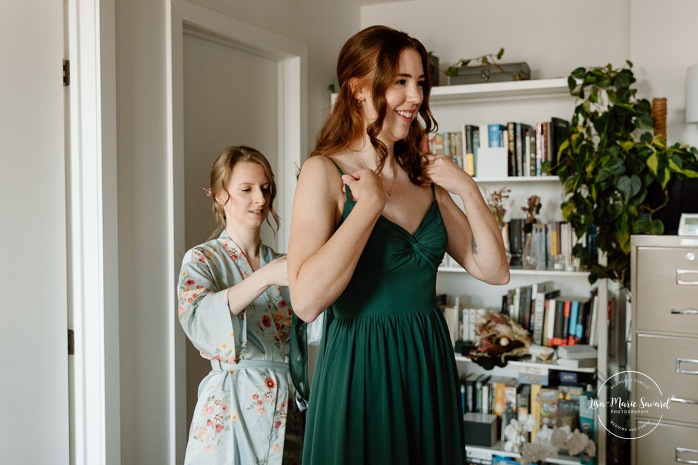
178;146;303;465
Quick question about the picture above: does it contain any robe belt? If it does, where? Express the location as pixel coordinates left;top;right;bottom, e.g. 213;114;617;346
210;359;289;372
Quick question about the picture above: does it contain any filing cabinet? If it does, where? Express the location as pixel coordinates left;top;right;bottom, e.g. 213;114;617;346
630;235;698;465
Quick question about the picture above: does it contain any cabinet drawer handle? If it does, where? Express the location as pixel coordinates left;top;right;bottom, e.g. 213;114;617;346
671;309;698;315
677;269;698;285
676;358;698;375
670;396;698;405
676;447;698;464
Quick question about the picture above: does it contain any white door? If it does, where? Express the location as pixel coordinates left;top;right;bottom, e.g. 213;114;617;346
0;1;69;464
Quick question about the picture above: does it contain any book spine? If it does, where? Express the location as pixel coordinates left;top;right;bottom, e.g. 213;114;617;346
552;298;565;346
479;123;489;149
507;122;516;177
466;375;476;413
568;299;579;345
545;296;557;347
532;293;545;345
535;122;543;176
535;289;560;346
515;122;523;177
550;117;570;174
530;384;542;442
562;299;571;344
488;124;501;148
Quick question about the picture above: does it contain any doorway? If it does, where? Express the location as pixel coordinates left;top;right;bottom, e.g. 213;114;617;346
181;24;280;432
167;1;307;461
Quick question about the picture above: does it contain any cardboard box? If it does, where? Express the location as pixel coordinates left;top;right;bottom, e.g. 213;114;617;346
463;412;497;447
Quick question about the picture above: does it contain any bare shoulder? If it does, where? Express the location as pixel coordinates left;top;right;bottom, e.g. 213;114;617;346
298;155;341;182
295;156;345;216
432;183;456;206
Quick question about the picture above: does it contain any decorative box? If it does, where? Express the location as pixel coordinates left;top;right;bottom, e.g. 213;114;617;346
449;62;530;85
463;412;497;446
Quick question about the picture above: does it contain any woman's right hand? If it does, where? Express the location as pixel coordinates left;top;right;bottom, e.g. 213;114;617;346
262;256;289;287
341;168;386;213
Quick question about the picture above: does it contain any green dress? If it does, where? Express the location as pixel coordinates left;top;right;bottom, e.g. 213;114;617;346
301;164;466;465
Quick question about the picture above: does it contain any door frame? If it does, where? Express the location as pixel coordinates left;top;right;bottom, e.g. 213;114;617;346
166;1;307;461
65;0;121;464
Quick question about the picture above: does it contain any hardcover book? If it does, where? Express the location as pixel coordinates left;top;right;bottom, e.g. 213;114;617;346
534;288;559;346
549;117;570;174
538;387;559;430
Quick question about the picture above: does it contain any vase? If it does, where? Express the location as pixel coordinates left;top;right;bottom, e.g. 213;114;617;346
508;219;525;267
522;231;538;269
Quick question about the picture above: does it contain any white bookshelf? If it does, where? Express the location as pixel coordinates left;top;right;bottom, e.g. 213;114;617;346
431;78;608;465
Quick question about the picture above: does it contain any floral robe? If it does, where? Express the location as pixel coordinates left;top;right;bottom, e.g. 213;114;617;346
178;231;303;465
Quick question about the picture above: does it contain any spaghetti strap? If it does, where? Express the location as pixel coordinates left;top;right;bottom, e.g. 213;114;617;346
325;156;352;201
326;156;345;176
430;182;436;200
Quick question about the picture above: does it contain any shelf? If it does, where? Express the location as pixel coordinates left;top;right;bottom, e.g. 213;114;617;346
467;442;581;465
454;354;596;374
474;175;560;183
438;266;590;278
430;78;569;104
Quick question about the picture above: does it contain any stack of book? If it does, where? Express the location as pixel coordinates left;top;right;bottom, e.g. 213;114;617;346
555;344;597;369
501;281;599;350
427;116;570;179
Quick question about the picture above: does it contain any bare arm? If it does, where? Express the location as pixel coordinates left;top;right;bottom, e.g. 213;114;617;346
425;154;510;285
287;156;385;322
225;256;288;315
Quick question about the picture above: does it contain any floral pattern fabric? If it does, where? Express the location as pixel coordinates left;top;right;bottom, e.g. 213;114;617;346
178;231;303;465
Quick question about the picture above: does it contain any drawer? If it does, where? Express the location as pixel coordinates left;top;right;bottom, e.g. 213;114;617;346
635;334;698;423
633;418;698;465
635;246;698;335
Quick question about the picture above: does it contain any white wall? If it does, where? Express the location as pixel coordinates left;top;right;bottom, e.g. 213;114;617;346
186;0;362;142
114;1;360;463
629;0;698;147
361;0;698;146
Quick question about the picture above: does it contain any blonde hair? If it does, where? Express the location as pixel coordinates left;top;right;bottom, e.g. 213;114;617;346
209;146;280;238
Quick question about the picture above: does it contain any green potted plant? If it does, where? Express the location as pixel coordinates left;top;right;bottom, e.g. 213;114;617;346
554;61;698;288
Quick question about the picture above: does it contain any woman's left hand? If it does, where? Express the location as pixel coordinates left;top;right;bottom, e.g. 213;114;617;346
423;153;472;194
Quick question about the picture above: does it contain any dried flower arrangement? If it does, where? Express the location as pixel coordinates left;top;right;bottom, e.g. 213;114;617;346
468;311;531;368
521;195;542;232
485;187;512;229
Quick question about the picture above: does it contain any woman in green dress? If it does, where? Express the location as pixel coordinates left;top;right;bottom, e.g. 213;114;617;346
287;26;510;465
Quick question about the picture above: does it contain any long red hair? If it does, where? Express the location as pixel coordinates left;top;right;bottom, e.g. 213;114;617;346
311;25;437;185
